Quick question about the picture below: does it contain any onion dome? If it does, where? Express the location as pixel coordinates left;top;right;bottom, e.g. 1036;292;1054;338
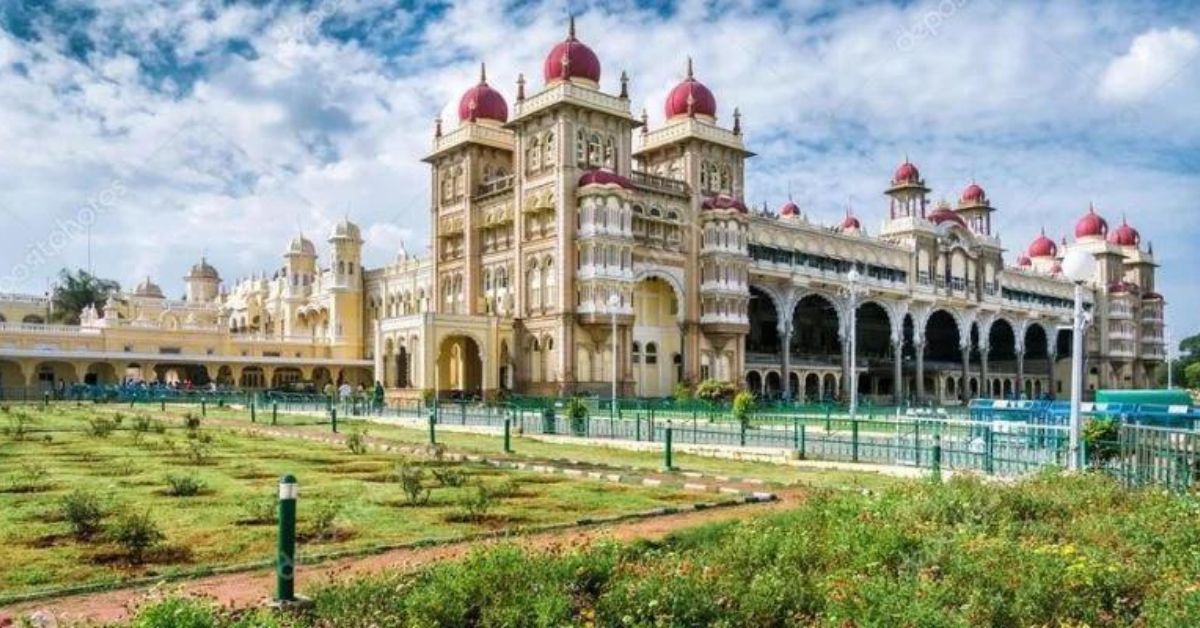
892;158;921;184
543;17;601;85
134;277;165;299
1027;229;1058;258
664;58;717;120
286;236;316;257
1107;216;1140;247
927;200;965;227
959;182;988;206
578;168;635;190
779;199;800;217
1074;203;1108;239
839;211;862;232
1016;254;1032;267
457;63;508;124
330;218;362;242
188;257;221;279
701;194;748;214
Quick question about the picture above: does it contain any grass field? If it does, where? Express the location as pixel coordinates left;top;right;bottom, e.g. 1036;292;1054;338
0;403;704;599
195;406;905;491
128;472;1200;627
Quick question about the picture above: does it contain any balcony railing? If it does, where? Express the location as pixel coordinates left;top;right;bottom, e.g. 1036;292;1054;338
474;175;514;199
630;170;689;196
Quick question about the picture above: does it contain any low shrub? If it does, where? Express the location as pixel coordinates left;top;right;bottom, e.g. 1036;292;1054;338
303;501;342;542
346;430;368;455
395;463;431;506
6;461;52;493
110;510;165;563
87;416;117;438
237;496;277;525
60;490;106;540
432;466;467;488
2;411;34;441
183;412;202;430
449;483;497;522
164;474;206;497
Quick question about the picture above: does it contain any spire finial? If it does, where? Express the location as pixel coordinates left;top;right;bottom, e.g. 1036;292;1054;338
619;70;629;99
568;15;576;38
686;56;693;79
732;107;741;135
434;116;442;138
516;73;525;101
479;62;487;84
787;181;793;201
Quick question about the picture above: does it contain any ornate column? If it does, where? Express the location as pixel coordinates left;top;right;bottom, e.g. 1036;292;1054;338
780;322;793;400
915;340;926;403
1015;349;1025;399
892;338;904;404
840;328;852;401
1047;348;1058;400
960;344;970;402
980;346;990;398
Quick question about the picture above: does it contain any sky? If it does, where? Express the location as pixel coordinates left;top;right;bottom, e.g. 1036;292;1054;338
0;0;1197;344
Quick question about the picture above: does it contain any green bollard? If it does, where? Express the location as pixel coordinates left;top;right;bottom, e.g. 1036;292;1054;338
272;403;278;426
664;426;674;471
739;421;747;447
635;415;642;442
428;409;437;446
43;391;49;410
931;435;943;482
251;402;257;423
799;424;807;460
503;418;512;453
160;399;165;412
852;419;860;462
984;426;994;475
201;399;207;417
330;408;338;434
275;474;298;604
825;407;832;433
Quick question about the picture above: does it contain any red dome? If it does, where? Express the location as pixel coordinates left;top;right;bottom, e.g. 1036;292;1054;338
457;64;508;123
927;205;965;227
665;58;717;119
840;213;861;231
893;159;920;184
543;18;601;84
961;183;986;203
1107;217;1140;247
701;194;748;213
578;168;634;190
1028;230;1058;258
779;200;800;217
1074;204;1109;239
1016;255;1032;267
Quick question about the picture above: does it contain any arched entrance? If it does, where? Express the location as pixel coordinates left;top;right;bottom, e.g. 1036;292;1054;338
438;335;483;400
746;371;763;395
791;294;841;361
631;277;681;397
988;319;1017;399
924;310;962;403
804;373;820;400
84;363;118;386
855;302;893;401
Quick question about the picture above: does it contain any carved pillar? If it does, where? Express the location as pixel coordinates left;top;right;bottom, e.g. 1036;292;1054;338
960;345;970;402
892;339;904;404
1016;349;1025;399
1047;348;1058;400
915;341;926;403
780;323;792;400
980;347;990;398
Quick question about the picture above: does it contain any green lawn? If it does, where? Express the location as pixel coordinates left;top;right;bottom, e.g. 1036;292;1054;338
196;406;904;492
0;404;701;599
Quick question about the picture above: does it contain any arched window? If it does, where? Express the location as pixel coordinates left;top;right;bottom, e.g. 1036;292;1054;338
543;131;555;166
527;137;541;172
632;341;641;364
645;342;658;365
527;260;542;312
542;257;555;309
575;129;586;166
603;136;615;168
588;133;602;167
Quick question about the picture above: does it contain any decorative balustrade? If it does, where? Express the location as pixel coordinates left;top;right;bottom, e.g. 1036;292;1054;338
629;170;689;195
474;175;514;199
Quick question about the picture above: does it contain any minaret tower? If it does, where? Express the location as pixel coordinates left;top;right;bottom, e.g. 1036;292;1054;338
885;157;929;220
327;218;364;355
954;181;995;235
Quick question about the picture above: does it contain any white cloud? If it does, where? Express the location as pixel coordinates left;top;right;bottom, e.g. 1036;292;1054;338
1100;27;1200;103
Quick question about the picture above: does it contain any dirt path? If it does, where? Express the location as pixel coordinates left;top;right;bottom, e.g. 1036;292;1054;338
1;490;800;626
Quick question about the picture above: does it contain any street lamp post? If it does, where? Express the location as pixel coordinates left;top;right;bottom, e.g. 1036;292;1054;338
1061;249;1096;472
609;293;621;414
846;268;861;418
1166;330;1173;389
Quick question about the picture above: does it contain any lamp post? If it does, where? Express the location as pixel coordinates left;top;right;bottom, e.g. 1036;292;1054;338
1061;248;1096;472
609;292;621;413
846;268;861;418
1165;329;1173;389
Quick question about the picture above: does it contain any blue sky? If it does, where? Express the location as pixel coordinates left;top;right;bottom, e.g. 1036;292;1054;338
0;0;1197;344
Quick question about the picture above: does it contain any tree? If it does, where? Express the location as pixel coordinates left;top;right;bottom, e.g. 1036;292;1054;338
1185;362;1200;390
51;269;119;324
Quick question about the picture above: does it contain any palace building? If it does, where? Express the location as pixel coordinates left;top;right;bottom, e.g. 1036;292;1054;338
0;20;1167;404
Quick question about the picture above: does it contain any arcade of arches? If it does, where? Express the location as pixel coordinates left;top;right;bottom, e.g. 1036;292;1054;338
0;358;369;392
746;287;1070;404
